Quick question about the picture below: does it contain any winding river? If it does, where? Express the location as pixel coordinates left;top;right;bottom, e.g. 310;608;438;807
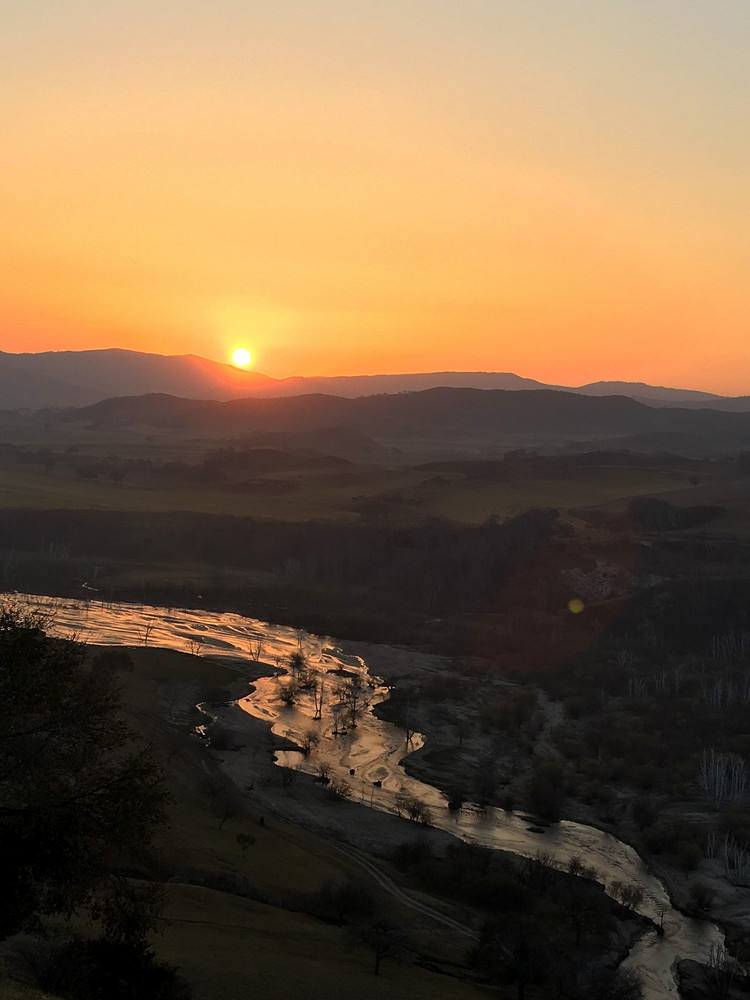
17;593;724;998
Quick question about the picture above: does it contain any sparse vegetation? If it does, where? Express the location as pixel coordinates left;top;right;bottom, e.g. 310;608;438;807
3;407;750;996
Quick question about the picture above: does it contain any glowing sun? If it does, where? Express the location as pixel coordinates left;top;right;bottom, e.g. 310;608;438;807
231;347;252;369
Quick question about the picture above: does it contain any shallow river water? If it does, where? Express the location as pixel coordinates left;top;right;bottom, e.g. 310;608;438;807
18;593;725;998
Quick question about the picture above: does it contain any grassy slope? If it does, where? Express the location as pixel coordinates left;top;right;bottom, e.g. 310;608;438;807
113;647;491;1000
118;648;343;898
158;883;489;1000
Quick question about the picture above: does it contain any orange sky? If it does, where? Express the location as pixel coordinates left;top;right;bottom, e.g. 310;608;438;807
2;2;749;392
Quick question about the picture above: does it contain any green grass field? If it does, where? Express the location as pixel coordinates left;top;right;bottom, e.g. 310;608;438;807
410;466;694;523
0;462;696;524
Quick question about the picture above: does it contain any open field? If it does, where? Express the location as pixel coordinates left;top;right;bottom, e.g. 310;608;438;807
409;465;697;523
0;458;702;524
587;473;750;537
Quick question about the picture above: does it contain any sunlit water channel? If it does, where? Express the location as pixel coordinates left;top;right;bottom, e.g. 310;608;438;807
15;593;725;998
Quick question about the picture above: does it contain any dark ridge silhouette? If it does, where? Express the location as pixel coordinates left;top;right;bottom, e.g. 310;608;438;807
0;348;274;408
58;387;750;452
576;380;724;404
2;348;749;410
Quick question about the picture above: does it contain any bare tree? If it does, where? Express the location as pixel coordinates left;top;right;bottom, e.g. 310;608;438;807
300;729;320;756
312;679;326;720
336;674;371;729
236;832;255;857
568;855;584;877
278;680;298;707
706;943;742;1000
289;649;307;678
359;920;403;976
186;635;204;656
331;701;346;735
699;748;748;806
610;881;644;912
394;789;431;825
392;689;419;748
707;831;750;884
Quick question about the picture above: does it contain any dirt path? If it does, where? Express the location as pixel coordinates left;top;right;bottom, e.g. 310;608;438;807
327;841;478;940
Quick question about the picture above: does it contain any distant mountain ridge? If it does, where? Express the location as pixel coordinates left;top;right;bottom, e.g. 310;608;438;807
58;386;750;459
575;381;724;405
0;347;748;411
0;349;274;409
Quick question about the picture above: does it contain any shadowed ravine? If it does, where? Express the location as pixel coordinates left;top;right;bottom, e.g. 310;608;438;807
21;593;724;998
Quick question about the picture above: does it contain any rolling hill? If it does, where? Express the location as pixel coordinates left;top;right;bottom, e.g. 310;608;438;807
2;348;749;410
58;387;750;454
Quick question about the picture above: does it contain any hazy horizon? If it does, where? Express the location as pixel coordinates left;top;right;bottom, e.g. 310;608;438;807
4;344;748;400
4;2;750;393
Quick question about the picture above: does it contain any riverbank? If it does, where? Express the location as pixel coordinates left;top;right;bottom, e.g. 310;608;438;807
7;591;725;997
206;682;647;972
356;631;750;995
382;679;748;995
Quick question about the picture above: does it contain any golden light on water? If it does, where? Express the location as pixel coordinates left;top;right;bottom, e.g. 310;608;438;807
231;347;252;369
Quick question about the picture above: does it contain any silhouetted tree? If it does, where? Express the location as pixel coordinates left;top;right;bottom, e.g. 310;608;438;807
236;832;255;857
300;729;320;755
0;604;167;941
359;920;403;976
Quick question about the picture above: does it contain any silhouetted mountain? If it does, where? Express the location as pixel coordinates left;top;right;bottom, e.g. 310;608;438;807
2;348;749;412
0;349;274;408
261;370;554;396
576;381;723;405
59;387;750;454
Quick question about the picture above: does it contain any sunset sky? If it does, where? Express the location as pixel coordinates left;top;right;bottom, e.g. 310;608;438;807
3;1;749;392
